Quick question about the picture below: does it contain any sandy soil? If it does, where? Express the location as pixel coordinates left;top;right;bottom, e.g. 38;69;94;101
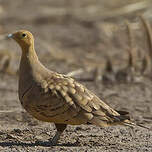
0;0;152;151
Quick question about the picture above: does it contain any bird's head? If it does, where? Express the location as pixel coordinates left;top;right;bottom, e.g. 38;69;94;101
8;30;34;49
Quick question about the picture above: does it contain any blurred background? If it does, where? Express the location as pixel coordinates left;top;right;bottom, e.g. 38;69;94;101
0;0;152;76
0;0;152;151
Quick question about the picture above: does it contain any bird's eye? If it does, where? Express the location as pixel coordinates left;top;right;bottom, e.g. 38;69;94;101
22;33;26;38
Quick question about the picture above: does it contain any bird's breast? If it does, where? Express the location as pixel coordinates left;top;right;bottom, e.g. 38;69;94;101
20;85;67;123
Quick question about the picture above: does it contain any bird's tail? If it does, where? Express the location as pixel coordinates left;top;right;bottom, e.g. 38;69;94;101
121;119;150;129
115;110;150;130
89;110;150;130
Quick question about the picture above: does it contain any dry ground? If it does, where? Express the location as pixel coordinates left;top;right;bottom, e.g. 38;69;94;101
0;0;152;151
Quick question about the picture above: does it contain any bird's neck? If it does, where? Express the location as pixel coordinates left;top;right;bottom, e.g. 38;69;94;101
21;44;38;61
19;44;40;78
19;44;40;99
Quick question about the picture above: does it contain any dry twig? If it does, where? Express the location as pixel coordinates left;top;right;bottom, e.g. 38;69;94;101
140;15;152;74
126;21;136;72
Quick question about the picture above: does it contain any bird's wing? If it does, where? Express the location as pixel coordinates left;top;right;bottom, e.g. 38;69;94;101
41;73;124;126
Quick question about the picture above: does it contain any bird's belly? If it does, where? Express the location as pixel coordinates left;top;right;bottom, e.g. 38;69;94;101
22;98;87;125
21;87;88;125
24;104;82;125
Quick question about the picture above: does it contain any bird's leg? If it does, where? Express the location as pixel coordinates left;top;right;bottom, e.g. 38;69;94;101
50;123;67;146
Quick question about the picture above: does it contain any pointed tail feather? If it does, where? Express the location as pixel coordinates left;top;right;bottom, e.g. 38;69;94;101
114;110;150;130
90;110;150;130
122;119;150;130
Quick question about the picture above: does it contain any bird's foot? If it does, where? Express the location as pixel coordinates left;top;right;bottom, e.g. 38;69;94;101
49;131;61;146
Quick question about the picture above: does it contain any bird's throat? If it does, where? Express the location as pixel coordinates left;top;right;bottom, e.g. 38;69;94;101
18;45;39;101
21;44;38;60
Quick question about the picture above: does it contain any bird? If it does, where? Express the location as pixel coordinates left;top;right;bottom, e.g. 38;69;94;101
7;30;149;145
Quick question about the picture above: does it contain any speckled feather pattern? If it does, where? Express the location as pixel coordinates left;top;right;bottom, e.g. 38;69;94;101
21;71;122;126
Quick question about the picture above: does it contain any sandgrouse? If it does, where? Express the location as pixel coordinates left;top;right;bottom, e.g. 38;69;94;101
7;30;147;145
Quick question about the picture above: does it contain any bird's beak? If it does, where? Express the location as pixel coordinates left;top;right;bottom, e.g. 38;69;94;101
7;33;13;38
0;33;13;41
